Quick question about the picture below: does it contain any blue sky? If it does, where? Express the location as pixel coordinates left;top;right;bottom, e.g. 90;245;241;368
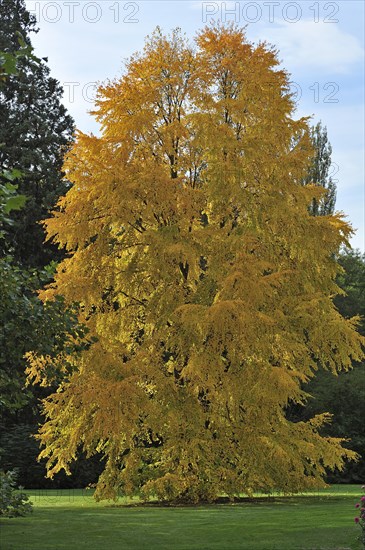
25;0;365;251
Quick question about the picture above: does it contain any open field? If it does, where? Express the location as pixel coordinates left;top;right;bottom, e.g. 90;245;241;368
0;485;363;550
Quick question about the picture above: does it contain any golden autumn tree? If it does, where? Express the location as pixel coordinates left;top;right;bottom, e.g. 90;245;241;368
26;24;364;503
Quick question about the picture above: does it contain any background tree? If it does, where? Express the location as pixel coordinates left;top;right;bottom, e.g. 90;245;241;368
0;214;100;488
335;249;365;327
0;0;75;268
303;122;336;216
294;249;365;482
0;9;103;488
297;120;364;482
27;25;364;503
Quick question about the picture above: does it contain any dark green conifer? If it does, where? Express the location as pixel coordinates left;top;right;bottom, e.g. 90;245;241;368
0;0;75;267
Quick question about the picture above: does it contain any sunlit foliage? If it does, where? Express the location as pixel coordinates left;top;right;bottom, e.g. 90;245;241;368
27;25;364;503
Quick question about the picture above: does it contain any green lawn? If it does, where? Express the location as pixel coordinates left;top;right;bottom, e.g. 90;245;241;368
1;485;363;550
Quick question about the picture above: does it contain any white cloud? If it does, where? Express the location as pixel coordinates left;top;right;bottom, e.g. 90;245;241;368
247;20;364;74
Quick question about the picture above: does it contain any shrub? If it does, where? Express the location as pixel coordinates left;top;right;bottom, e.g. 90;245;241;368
0;469;32;517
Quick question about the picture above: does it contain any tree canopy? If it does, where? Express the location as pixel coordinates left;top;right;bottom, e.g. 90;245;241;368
27;25;365;503
0;0;74;268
